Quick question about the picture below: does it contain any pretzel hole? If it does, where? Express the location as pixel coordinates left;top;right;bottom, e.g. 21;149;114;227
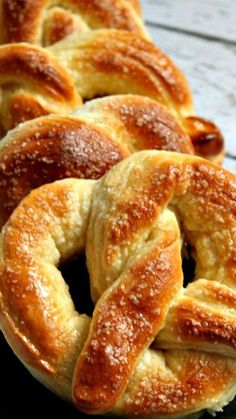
59;253;94;316
182;243;196;288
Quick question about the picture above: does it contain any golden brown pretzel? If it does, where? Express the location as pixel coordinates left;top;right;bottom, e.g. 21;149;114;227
0;0;146;46
0;150;236;417
0;94;193;227
0;42;80;135
50;30;224;162
0;29;224;161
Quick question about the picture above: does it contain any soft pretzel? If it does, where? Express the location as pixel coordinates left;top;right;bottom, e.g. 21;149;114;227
0;94;193;228
0;150;236;418
0;30;224;162
0;0;147;46
0;42;81;136
50;29;224;162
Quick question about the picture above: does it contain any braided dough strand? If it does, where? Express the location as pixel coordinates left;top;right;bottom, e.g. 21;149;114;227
0;42;80;134
1;0;147;46
74;208;183;413
0;151;236;417
50;29;224;161
0;29;224;161
50;29;193;114
76;151;236;414
0;178;94;398
0;95;193;227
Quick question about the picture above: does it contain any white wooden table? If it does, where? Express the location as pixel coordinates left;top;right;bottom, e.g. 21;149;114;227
142;0;236;173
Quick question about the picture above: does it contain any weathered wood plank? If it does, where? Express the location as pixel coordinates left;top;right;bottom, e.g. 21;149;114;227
224;156;236;173
145;24;236;161
142;0;236;43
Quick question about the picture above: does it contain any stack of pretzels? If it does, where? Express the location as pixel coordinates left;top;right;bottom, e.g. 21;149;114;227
0;1;235;418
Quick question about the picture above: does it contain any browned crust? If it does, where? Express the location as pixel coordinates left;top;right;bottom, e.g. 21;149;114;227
0;151;236;415
86;30;193;109
1;0;147;46
123;352;235;415
0;28;223;163
201;281;236;307
174;300;236;349
73;152;236;413
156;280;236;353
50;29;223;161
105;165;177;247
105;158;236;248
0;115;127;226
0;296;55;374
73;239;182;413
183;116;224;162
0;95;193;227
4;92;51;129
43;7;86;46
0;42;80;133
93;95;194;154
0;184;77;368
44;9;79;46
1;0;45;44
0;43;78;102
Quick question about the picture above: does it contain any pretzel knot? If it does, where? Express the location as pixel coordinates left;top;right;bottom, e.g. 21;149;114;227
1;151;236;417
0;95;193;228
0;43;80;135
1;0;146;46
0;29;224;162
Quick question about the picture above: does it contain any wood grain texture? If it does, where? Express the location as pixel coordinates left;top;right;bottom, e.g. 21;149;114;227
141;0;236;172
142;0;236;43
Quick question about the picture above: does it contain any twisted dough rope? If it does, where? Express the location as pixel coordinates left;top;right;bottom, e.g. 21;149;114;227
50;29;224;161
0;0;146;46
0;29;224;161
0;43;81;137
0;150;236;417
0;95;193;228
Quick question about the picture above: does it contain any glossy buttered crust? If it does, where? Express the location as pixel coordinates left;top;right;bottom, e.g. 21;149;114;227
49;29;224;161
0;0;147;46
50;29;193;114
0;29;191;132
0;151;236;418
0;95;194;227
0;29;224;160
0;42;81;135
